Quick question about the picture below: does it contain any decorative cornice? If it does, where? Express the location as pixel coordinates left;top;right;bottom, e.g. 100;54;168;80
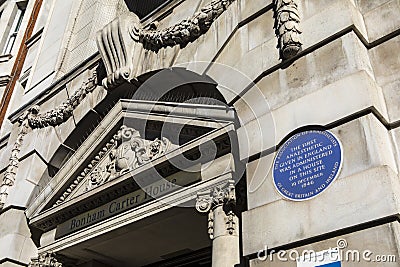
53;130;118;207
31;129;232;232
274;0;303;59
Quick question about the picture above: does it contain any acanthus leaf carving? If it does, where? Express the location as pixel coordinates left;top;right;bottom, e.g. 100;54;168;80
195;180;236;239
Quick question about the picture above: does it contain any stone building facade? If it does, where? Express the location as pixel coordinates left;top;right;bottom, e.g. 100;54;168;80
0;0;399;266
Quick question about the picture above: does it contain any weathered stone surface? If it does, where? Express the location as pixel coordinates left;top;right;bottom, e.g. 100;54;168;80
236;70;386;160
173;0;240;72
234;32;373;126
369;35;400;86
246;114;397;210
355;0;389;14
301;0;367;48
248;11;275;51
362;0;400;42
369;35;400;123
243;165;400;255
210;9;278;86
0;209;37;264
2;153;48;208
390;127;400;173
239;0;272;23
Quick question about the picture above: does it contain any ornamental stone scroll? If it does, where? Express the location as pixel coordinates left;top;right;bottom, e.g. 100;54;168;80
96;0;303;90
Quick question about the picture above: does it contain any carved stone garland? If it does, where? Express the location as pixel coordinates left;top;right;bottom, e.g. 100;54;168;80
196;180;236;239
130;0;236;52
0;108;34;209
28;252;62;267
97;0;303;90
273;0;303;59
97;0;237;90
28;70;98;129
0;70;98;209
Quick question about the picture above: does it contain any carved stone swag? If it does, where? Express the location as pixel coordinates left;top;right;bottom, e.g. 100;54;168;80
0;0;303;209
97;0;303;89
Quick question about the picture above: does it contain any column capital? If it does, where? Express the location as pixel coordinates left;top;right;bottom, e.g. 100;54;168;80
195;179;236;214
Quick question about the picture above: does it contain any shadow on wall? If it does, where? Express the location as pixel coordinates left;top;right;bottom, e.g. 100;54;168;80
124;0;168;19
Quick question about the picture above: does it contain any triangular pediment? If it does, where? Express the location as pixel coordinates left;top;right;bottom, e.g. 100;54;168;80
60;125;179;205
26;99;235;233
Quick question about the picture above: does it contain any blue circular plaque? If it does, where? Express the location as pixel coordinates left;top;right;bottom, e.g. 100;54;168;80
272;130;343;201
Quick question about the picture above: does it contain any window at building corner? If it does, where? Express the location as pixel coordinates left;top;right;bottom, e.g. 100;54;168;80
2;2;27;55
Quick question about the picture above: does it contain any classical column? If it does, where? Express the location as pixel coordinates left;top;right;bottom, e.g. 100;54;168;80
196;180;240;267
28;252;63;267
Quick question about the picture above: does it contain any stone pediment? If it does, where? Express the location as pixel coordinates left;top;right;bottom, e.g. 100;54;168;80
58;125;178;206
26;100;236;234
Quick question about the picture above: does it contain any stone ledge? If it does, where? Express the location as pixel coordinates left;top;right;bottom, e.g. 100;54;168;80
362;0;400;43
242;165;400;255
245;113;398;210
236;70;387;160
0;209;37;264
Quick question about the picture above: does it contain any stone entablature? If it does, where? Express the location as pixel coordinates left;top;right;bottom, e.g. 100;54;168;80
26;99;236;234
30;125;233;233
